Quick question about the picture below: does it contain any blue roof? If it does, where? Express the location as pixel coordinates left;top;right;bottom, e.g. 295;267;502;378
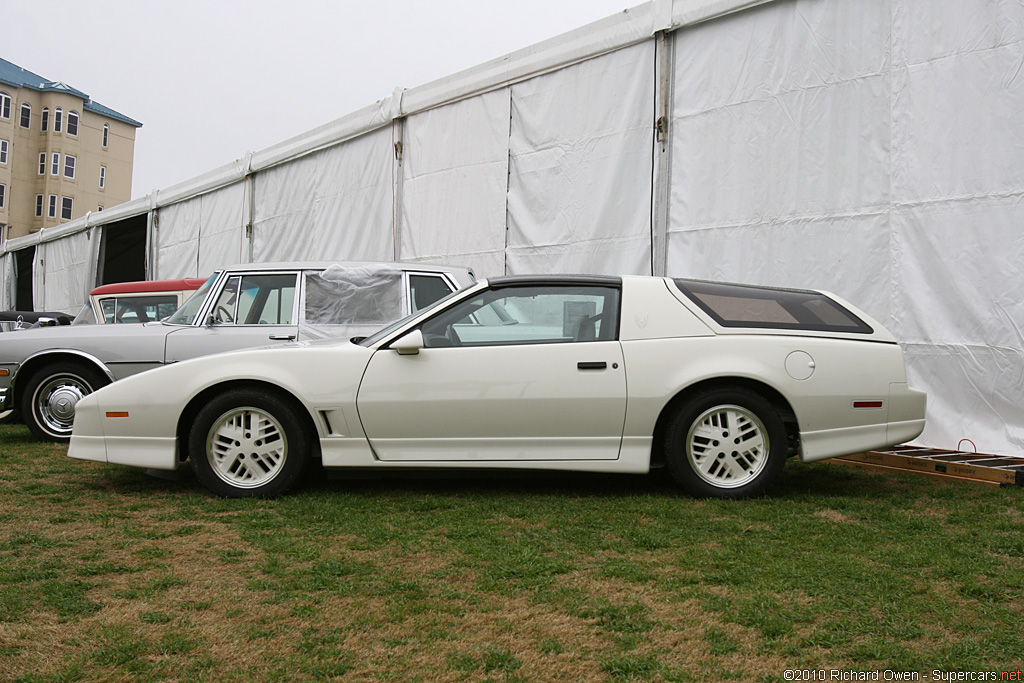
0;57;142;128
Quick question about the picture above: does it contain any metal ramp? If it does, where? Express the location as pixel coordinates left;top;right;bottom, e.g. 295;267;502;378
833;445;1024;487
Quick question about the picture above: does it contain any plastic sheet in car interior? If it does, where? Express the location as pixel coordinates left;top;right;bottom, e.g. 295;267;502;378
299;264;405;341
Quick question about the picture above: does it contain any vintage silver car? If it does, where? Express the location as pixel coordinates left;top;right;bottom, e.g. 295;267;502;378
0;261;475;441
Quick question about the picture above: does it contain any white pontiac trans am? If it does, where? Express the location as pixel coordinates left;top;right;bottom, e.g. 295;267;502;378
68;275;926;499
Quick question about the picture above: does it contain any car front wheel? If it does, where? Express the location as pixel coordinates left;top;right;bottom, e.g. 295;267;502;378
22;362;109;442
189;388;310;498
665;387;787;499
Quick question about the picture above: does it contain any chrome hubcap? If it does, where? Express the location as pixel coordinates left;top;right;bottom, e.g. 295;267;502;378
686;404;769;488
206;407;287;489
36;376;90;435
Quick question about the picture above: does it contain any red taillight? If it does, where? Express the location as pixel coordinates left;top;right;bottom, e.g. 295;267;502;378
853;401;883;409
105;411;130;418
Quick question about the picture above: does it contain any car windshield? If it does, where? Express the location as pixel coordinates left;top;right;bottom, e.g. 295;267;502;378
71;303;95;325
358;286;467;347
163;274;218;325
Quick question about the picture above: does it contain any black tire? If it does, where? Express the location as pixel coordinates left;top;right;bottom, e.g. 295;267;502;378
664;387;787;499
21;362;109;442
189;388;310;498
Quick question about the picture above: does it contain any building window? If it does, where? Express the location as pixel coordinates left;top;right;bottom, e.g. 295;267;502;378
41;108;49;131
67;111;79;136
0;92;10;119
102;124;109;148
39;152;46;175
99;165;106;189
61;196;73;220
20;103;31;129
0;184;5;209
48;195;57;218
36;195;44;217
64;154;76;179
0;139;8;165
51;152;60;176
54;107;62;133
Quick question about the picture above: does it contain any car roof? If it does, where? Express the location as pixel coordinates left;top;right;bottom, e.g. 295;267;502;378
90;278;208;296
486;275;623;288
219;261;474;276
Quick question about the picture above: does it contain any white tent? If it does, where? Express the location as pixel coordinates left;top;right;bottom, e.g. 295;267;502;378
3;0;1022;456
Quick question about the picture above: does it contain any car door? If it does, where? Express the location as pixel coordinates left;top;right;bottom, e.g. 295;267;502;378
356;283;627;462
164;272;300;363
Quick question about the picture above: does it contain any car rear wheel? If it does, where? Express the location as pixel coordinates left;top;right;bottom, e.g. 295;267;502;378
22;362;109;442
665;387;786;499
189;388;310;498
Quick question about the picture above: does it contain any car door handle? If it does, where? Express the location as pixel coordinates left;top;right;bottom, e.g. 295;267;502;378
577;361;607;370
269;334;296;341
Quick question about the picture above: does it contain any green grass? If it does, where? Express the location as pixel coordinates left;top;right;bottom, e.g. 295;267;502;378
1;422;1022;681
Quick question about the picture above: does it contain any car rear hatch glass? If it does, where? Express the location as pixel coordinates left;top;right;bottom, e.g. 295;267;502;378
673;279;873;334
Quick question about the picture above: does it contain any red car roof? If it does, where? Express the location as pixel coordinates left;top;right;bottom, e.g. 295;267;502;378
90;278;207;296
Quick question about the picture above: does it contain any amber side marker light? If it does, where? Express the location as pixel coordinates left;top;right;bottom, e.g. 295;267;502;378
853;401;884;409
0;369;9;376
105;412;130;418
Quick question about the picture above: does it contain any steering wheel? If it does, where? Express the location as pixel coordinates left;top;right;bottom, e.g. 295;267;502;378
215;305;234;324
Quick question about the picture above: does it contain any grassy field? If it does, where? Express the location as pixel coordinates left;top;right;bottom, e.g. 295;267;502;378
1;422;1022;682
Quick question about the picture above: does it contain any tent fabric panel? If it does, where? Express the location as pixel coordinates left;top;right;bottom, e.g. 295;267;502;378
506;41;655;276
399;89;510;277
670;0;892;232
892;198;1024;456
904;346;1023;459
893;0;1024;67
891;40;1024;205
252;126;394;263
197;182;247;276
890;198;1024;349
666;213;893;321
673;0;891;118
156;198;201;279
37;231;92;314
670;78;890;231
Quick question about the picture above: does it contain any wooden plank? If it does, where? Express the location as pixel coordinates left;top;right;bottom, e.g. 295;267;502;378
838;450;1019;485
830;458;1005;486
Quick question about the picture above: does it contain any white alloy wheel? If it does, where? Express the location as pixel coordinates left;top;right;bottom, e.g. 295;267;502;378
205;406;288;489
190;388;310;498
685;404;769;489
665;387;787;498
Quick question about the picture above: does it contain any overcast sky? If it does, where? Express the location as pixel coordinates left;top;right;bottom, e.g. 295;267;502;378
7;0;632;199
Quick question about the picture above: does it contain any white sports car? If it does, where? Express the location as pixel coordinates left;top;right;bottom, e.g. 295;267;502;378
68;275;926;499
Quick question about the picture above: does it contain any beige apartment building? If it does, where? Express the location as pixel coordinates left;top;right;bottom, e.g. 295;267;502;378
0;57;141;243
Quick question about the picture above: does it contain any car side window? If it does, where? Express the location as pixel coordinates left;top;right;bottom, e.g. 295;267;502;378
420;285;619;348
212;274;297;325
409;273;456;312
100;298;117;324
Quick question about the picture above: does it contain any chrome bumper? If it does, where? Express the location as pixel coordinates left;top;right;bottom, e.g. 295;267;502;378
0;386;10;412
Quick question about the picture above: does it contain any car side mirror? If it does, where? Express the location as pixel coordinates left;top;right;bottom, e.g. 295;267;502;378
392;329;424;355
205;314;215;328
